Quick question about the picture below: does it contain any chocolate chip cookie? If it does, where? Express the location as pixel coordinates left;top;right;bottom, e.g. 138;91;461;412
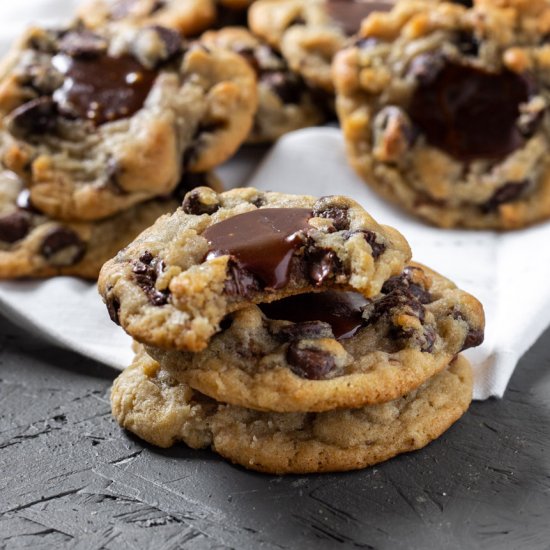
146;262;484;412
201;27;326;143
249;0;395;92
98;187;411;352
112;346;473;473
77;0;217;37
334;0;550;229
0;170;220;279
0;25;257;221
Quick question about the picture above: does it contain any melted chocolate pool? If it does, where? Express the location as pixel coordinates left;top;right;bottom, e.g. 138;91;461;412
260;290;368;340
52;53;157;125
203;208;312;289
408;60;531;161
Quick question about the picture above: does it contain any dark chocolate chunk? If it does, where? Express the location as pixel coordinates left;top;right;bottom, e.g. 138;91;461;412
260;290;369;340
181;188;220;215
451;0;473;6
40;227;86;266
367;290;425;324
52;53;157;125
260;71;303;104
58;30;108;57
9;97;58;137
325;0;394;36
344;230;385;258
313;204;350;231
461;326;484;351
0;211;31;243
148;26;183;61
382;267;432;304
203;208;312;289
251;194;266;208
223;260;261;298
307;248;341;285
286;343;336;379
272;320;334;341
421;325;437;353
481;180;530;212
233;45;260;74
373;105;418;156
407;52;446;86
132;252;169;305
408;59;531;161
107;295;121;325
455;30;479;57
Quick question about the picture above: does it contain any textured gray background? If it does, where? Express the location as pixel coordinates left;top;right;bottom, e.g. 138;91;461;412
1;313;549;550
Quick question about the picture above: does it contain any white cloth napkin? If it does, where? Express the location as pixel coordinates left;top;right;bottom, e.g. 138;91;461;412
1;2;549;399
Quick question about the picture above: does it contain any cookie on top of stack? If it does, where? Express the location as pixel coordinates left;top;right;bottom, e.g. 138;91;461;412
0;19;258;277
100;188;485;474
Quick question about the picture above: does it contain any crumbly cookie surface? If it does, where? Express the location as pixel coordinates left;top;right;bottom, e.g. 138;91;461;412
147;262;484;411
77;0;217;37
334;0;550;229
0;170;219;279
249;0;394;91
0;25;256;221
111;347;473;473
99;187;411;352
201;27;326;143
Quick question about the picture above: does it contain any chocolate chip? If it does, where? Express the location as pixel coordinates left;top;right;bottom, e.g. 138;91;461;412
223;260;261;298
455;30;479;57
407;52;445;85
107;295;121;325
451;0;473;6
0;211;31;243
272;320;333;342
58;31;108;58
362;231;385;258
382;267;432;304
408;60;531;161
148;26;182;61
481;180;530;212
233;46;260;74
40;227;86;266
307;249;341;286
367;290;426;324
182;188;220;215
421;325;437;352
373;106;417;159
251;195;266;208
461;327;484;351
313;204;350;231
132;252;169;306
286;343;336;380
260;71;303;104
8;97;58;137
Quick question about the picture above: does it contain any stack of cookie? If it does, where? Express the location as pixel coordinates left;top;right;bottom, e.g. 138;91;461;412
0;19;260;277
100;187;485;474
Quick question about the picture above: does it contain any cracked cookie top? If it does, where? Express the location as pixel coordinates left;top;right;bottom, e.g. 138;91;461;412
0;24;256;221
98;187;411;352
147;262;484;412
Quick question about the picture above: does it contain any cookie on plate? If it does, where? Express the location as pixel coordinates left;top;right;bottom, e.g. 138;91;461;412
334;0;550;229
77;0;217;37
201;27;326;143
249;0;395;91
0;171;220;279
0;25;256;221
147;262;484;412
112;346;473;473
98;187;411;352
